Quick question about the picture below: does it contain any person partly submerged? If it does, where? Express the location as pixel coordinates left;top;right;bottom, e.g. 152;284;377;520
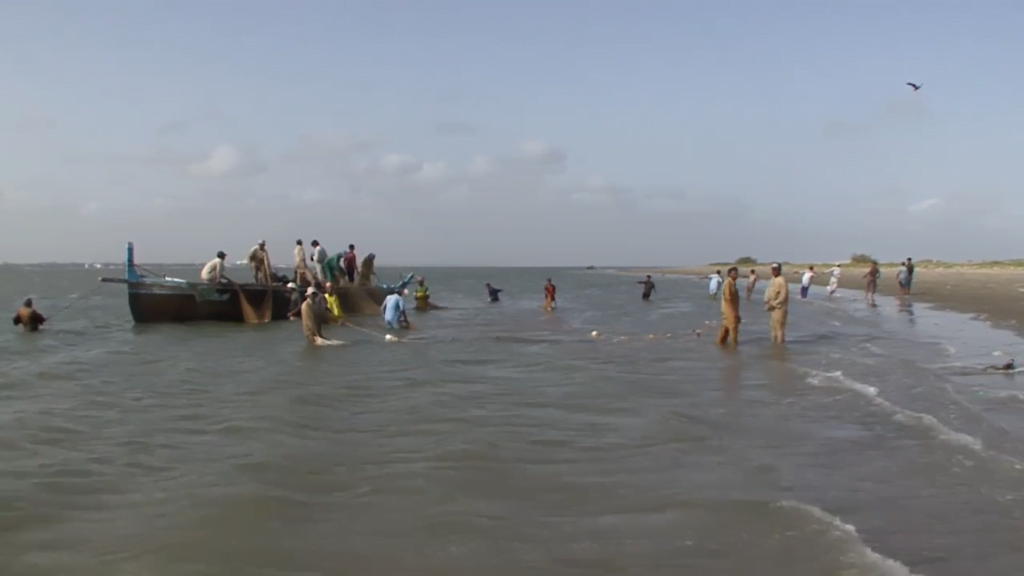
984;359;1016;372
381;289;409;329
12;298;46;332
543;278;557;311
300;287;327;344
637;275;656;301
414;277;430;311
486;283;503;302
286;282;303;319
323;282;344;324
745;269;759;301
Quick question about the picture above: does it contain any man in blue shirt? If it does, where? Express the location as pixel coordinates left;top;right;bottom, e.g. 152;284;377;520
381;289;409;329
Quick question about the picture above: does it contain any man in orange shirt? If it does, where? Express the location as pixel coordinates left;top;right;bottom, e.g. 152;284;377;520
717;267;741;346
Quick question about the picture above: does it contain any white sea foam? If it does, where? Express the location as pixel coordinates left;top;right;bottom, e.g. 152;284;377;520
775;500;921;576
803;369;984;451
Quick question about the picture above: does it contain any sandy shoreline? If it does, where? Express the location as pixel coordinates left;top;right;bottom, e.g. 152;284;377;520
638;264;1024;339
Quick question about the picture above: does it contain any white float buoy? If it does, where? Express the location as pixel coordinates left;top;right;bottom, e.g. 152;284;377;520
385;334;398;342
591;330;600;338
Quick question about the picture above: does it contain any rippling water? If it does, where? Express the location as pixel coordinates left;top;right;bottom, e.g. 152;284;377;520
3;265;1024;575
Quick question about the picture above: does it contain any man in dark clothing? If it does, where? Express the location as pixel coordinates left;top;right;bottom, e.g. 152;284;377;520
486;283;503;302
343;244;358;284
905;257;915;294
637;275;656;301
12;298;46;332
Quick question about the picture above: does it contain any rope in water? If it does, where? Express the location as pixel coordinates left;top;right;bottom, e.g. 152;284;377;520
47;284;105;319
343;321;388;338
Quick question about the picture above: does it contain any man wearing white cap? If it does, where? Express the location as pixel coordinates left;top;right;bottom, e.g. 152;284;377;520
247;240;272;284
300;286;326;344
285;282;302;319
763;262;789;344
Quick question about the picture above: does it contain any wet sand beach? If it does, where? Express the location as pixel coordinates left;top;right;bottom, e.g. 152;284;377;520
649;264;1024;337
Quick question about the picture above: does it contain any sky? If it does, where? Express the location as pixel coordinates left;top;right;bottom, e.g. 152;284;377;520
2;1;1023;265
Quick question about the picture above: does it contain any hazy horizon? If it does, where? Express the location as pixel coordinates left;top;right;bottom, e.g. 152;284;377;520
3;2;1022;265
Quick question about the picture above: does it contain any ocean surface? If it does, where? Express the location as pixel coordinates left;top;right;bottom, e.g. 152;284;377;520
2;264;1024;576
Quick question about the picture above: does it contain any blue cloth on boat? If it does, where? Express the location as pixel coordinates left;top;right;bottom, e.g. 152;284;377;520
382;293;405;328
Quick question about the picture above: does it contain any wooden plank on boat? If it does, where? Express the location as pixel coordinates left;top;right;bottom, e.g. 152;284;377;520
100;277;130;284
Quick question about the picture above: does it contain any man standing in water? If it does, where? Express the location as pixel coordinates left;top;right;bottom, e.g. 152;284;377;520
300;287;327;344
717;267;741;346
637;275;656;301
708;270;723;300
863;261;880;302
414;277;431;311
897;260;910;295
381;289;409;329
796;265;816;299
486;283;503;302
745;269;759;301
905;257;915;294
764;263;789;344
12;298;46;332
823;263;842;297
543;278;557;311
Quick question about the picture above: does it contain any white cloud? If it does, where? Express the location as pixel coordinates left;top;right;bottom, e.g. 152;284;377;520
187;145;266;179
377;153;422;175
907;198;944;212
80;201;99;216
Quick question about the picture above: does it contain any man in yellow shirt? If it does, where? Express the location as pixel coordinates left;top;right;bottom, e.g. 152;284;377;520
717;267;741;346
763;262;790;344
322;282;344;324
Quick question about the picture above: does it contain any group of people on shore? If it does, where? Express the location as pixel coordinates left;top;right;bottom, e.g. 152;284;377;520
691;258;920;348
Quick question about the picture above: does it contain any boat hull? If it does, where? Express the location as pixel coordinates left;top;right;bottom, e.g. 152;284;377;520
124;281;387;324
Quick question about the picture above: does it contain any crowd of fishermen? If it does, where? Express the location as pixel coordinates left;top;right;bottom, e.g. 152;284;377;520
199;239;369;289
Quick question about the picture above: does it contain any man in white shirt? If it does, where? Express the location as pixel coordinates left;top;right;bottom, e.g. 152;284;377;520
796;266;816;299
200;251;231;283
708;270;724;300
310;240;328;283
824;264;842;297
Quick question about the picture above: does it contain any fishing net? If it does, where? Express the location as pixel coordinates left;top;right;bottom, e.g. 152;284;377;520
237;286;273;323
338;285;385;316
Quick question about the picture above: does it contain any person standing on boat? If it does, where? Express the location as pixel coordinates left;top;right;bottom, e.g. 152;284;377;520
200;251;232;284
310;240;328;283
247;240;273;284
12;298;46;332
293;239;315;286
322;250;346;285
343;244;358;284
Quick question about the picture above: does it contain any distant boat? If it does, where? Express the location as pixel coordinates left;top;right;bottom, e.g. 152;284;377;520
585;265;596;270
99;242;415;324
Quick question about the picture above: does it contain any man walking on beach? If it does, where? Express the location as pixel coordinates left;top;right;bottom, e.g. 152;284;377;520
897;260;909;295
718;267;741;346
764;263;789;344
863;261;880;302
746;269;759;301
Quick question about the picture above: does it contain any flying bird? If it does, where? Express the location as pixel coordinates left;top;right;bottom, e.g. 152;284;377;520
906;82;922;91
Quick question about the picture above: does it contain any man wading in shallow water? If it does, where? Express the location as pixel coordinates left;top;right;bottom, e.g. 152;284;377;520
863;261;880;302
763;263;789;344
637;275;656;301
718;267;741;346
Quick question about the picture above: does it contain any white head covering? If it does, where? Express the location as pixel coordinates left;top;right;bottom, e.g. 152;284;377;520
771;262;782;270
258;239;266;246
305;287;318;297
287;282;298;290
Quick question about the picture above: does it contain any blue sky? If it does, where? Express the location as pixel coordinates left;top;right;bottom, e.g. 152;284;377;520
1;1;1022;265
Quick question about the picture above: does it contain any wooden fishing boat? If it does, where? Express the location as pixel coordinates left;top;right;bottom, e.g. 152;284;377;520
99;242;415;324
